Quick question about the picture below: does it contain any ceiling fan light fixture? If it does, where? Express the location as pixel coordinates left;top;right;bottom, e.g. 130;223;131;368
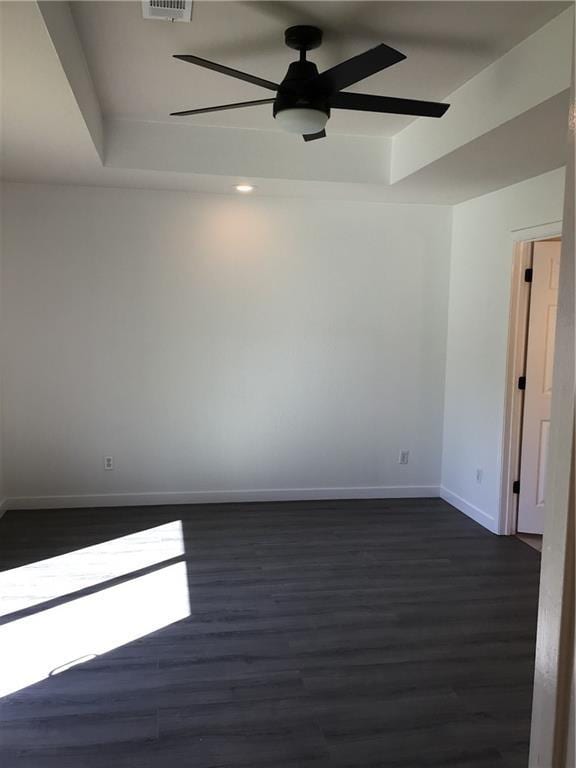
274;107;329;135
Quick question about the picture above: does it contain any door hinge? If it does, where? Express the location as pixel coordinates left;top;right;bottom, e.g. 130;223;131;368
524;267;533;283
513;480;520;494
518;376;526;390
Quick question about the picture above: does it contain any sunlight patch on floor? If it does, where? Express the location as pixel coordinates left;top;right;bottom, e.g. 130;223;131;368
0;522;190;698
0;520;185;617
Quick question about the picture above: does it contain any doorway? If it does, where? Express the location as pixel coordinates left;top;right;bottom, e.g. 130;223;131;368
517;239;561;538
500;229;562;541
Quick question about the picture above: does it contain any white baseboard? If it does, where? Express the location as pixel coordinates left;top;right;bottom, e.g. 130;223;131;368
4;485;440;511
440;486;498;534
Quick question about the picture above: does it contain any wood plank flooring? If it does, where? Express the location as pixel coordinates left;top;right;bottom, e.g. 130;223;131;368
0;499;541;767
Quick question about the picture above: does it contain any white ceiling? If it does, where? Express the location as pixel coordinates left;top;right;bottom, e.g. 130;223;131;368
1;1;572;203
72;0;570;136
1;1;103;179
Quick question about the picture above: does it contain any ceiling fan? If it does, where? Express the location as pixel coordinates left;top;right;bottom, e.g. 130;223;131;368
171;25;450;141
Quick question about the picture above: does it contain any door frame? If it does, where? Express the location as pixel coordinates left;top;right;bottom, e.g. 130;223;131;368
499;221;562;535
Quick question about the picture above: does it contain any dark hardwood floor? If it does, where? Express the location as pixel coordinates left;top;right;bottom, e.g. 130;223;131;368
0;499;541;767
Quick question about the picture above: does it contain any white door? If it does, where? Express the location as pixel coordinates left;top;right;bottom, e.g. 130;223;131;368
517;240;561;534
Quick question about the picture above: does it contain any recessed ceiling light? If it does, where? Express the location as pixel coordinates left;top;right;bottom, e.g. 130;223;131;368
235;184;254;193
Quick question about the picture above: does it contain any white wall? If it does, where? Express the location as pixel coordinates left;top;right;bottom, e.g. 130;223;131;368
441;168;565;533
0;181;4;511
0;236;3;509
1;183;451;507
0;215;3;511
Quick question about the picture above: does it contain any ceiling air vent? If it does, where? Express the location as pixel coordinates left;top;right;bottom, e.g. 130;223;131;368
142;0;193;22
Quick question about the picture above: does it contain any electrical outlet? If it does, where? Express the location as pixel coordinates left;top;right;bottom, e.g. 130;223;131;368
104;456;114;471
399;450;410;465
476;468;483;484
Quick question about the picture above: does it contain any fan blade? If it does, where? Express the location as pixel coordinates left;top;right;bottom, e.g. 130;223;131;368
330;92;449;118
303;129;326;142
310;43;406;95
173;54;279;92
171;99;275;116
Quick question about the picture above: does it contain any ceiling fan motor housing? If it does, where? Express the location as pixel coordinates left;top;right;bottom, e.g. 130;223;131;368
273;61;331;121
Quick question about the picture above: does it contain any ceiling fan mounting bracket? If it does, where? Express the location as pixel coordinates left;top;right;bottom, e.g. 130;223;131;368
284;25;323;53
